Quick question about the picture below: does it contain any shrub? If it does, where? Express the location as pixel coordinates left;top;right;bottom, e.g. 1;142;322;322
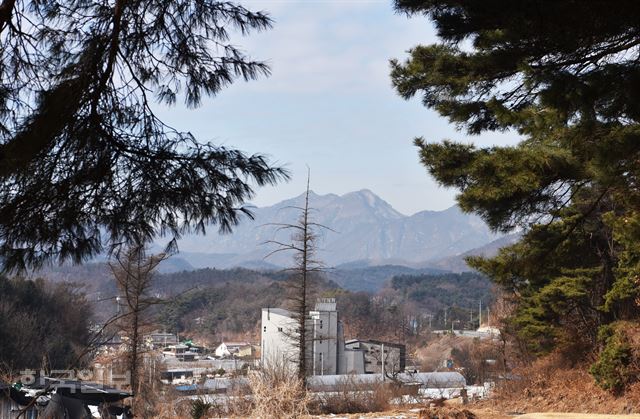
241;367;311;419
590;324;634;394
316;380;394;414
189;399;211;419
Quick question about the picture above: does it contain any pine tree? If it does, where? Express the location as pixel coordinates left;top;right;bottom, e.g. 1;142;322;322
0;1;288;272
391;0;640;361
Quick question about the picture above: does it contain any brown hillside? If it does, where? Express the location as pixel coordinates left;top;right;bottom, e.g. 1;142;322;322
481;359;640;414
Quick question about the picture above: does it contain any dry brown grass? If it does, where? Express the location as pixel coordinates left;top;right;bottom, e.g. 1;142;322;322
238;369;312;419
154;397;191;419
418;406;477;419
313;380;398;415
481;353;640;415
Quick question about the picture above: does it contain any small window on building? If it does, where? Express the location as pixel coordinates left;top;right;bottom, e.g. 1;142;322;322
320;320;323;329
263;326;266;332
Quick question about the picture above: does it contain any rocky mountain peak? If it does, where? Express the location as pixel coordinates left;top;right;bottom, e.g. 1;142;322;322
172;189;500;268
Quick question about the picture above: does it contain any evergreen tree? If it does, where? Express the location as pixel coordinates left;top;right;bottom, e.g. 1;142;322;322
0;0;288;272
391;0;640;359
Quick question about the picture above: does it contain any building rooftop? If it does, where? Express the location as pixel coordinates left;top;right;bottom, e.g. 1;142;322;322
262;307;293;317
307;372;466;389
203;378;248;390
345;338;406;349
314;297;337;311
166;343;189;349
220;342;251;347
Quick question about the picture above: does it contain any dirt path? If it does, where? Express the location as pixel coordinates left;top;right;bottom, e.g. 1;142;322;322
310;409;640;419
516;414;640;419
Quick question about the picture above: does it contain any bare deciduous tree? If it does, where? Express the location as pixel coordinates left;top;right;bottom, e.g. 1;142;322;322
110;245;166;401
265;172;331;380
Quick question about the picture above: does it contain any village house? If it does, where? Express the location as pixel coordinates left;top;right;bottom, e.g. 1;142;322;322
214;342;255;358
160;369;195;385
162;343;188;355
144;331;179;349
162;343;197;362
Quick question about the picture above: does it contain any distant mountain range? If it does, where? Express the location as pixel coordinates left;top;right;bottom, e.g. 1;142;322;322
427;234;521;273
25;190;519;293
157;189;506;270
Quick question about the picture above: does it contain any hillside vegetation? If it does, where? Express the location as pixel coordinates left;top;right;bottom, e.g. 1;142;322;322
0;276;92;371
39;263;493;344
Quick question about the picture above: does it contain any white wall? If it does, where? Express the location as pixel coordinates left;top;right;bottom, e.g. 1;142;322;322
261;303;366;376
309;309;339;375
261;308;298;372
214;343;229;358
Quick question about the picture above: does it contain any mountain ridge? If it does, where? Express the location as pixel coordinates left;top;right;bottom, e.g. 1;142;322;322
168;189;501;268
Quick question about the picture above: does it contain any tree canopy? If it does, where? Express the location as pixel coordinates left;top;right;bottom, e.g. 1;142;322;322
391;0;640;364
0;276;92;370
0;0;288;272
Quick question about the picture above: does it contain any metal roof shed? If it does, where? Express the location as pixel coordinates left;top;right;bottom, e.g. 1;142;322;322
306;371;466;392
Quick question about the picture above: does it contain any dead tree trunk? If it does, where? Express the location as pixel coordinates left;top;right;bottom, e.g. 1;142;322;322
110;245;166;396
264;171;330;382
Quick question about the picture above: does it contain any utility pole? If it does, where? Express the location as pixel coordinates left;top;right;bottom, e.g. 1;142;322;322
443;307;448;330
312;325;317;376
479;300;482;327
381;343;385;381
487;307;491;327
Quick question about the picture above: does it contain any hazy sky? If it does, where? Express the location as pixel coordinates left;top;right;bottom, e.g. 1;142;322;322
158;0;518;215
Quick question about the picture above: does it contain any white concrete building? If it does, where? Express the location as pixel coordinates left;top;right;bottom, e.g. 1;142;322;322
308;298;342;375
261;307;298;368
261;298;378;376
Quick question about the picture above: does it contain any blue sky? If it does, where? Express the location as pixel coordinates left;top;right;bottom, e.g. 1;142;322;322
157;0;518;215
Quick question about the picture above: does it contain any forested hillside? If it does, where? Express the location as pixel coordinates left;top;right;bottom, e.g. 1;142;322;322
325;264;447;292
28;263;494;344
154;268;493;343
389;272;493;327
0;276;92;370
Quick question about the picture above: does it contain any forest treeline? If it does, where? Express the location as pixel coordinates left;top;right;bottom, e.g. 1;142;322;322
0;276;92;371
153;268;492;343
0;266;493;371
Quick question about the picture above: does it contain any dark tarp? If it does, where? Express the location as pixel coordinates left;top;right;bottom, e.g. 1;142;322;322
39;393;91;419
28;378;130;405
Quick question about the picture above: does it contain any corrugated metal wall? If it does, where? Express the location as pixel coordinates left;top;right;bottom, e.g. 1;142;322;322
0;397;38;419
